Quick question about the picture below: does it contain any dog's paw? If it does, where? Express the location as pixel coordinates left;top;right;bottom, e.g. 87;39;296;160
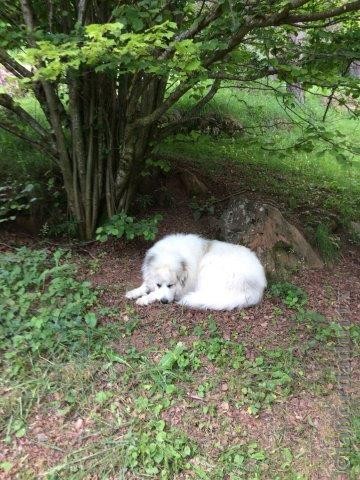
136;296;150;306
125;290;138;300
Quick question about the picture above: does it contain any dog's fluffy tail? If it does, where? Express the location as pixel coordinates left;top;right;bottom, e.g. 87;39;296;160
178;290;261;311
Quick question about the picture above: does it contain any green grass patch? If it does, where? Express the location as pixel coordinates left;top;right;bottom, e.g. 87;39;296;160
160;85;360;222
0;96;52;183
0;250;356;478
349;410;360;479
314;223;340;262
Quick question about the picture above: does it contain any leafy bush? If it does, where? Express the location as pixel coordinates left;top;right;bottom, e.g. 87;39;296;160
96;212;162;242
0;182;37;223
268;281;308;309
0;248;98;374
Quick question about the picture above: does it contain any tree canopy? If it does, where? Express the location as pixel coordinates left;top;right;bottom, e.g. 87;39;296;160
0;1;359;238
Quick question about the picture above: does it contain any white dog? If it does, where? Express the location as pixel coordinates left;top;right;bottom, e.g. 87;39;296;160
125;233;266;311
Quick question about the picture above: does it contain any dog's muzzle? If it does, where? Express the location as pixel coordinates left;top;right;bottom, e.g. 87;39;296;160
160;298;169;304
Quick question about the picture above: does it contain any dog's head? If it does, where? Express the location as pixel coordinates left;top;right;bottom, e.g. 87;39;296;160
142;251;188;304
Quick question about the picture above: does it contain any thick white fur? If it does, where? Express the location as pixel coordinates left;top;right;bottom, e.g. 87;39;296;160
125;233;267;311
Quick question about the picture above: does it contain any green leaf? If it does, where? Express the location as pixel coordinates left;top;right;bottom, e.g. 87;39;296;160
95;390;113;404
84;312;97;328
0;462;13;473
250;451;266;461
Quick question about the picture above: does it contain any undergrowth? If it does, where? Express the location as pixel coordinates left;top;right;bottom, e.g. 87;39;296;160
0;251;357;479
0;248;99;374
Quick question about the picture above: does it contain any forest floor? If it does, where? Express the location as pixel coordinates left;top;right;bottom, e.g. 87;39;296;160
1;164;359;479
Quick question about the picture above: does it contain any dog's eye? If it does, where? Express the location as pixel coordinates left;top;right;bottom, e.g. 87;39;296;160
167;284;174;288
156;283;161;288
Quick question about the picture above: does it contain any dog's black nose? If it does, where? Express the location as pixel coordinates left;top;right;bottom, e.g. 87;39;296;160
161;298;169;304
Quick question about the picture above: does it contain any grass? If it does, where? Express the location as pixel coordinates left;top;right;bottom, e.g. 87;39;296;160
1;249;358;478
160;84;360;223
0;96;52;183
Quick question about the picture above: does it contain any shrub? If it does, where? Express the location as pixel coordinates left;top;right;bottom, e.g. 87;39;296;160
96;212;162;242
0;182;37;223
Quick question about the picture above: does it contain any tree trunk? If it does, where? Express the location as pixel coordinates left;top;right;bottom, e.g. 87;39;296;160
286;31;306;104
56;71;167;240
286;82;305;103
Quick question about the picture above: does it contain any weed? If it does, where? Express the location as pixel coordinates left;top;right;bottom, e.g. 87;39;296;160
295;309;344;344
136;193;155;209
314;321;343;342
197;381;213;398
269;281;308;309
232;348;295;415
349;412;360;479
158;342;202;374
0;248;98;375
114;305;141;336
125;419;196;478
191;325;295;414
208;315;220;336
215;442;266;478
40;217;78;238
315;224;340;262
96;212;162;242
195;337;245;368
349;324;360;346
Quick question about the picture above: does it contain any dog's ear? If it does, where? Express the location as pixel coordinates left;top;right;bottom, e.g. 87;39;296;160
177;260;188;287
144;253;154;266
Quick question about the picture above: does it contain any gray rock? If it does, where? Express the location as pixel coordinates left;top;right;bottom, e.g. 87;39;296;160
220;198;323;275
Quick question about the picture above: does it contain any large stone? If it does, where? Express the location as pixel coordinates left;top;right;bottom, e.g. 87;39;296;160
220;198;323;274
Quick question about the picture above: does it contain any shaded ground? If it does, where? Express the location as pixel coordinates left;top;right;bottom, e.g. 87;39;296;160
0;193;359;479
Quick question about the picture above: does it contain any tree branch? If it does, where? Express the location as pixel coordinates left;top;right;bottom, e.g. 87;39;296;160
209;67;278;82
285;0;360;23
20;0;36;43
0;93;53;142
159;2;223;61
131;80;194;128
0;118;57;159
322;60;353;122
0;50;32;78
77;0;87;24
19;0;74;202
133;0;360;130
157;78;221;139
